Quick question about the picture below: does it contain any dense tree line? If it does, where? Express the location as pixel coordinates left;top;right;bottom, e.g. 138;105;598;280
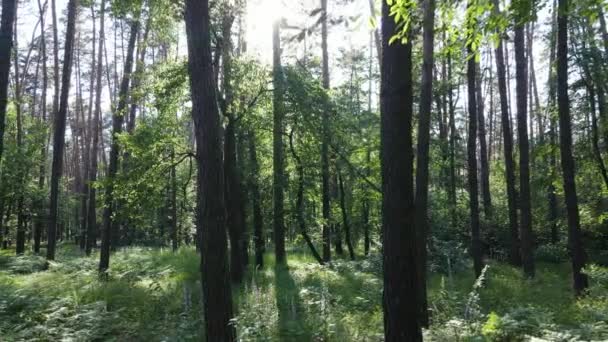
0;0;606;339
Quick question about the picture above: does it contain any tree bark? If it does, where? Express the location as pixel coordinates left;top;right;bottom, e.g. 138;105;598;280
0;0;17;163
87;0;105;256
248;130;264;269
586;83;608;190
557;0;588;295
34;0;48;254
414;0;434;327
47;0;78;260
492;1;520;265
14;14;26;255
126;14;151;134
447;50;457;228
184;0;235;338
222;11;247;282
476;62;492;218
321;0;332;262
338;168;355;261
466;0;483;278
272;20;286;264
547;0;559;244
515;21;535;278
380;0;422;339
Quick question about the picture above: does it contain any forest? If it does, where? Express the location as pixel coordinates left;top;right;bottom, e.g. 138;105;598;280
0;0;607;340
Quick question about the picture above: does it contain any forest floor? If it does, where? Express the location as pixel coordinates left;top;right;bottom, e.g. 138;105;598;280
0;244;606;341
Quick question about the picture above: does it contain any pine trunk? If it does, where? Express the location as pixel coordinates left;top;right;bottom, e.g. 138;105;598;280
99;17;139;273
321;0;332;262
493;0;520;265
556;0;588;296
380;0;422;339
0;0;17;162
414;0;434;327
515;23;535;278
47;0;78;260
184;0;236;338
272;20;286;264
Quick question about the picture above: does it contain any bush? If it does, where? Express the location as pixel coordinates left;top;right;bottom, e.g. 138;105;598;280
535;243;568;263
429;238;470;275
6;255;49;274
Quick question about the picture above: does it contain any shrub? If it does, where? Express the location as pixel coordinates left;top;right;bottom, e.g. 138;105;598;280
535;243;568;263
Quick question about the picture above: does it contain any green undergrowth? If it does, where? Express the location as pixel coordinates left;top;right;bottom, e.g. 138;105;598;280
0;244;606;341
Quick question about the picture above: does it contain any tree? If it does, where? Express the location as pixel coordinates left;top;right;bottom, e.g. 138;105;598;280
0;0;17;163
272;19;286;264
47;0;78;260
184;0;235;339
33;0;48;254
466;0;483;278
222;10;247;282
556;0;588;296
87;0;106;256
99;16;139;274
493;0;520;266
513;4;535;278
320;0;332;262
414;0;434;327
380;0;422;339
289;126;324;265
248;129;264;269
337;167;355;260
476;62;492;218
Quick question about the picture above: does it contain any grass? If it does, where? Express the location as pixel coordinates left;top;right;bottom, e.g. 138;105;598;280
0;244;606;341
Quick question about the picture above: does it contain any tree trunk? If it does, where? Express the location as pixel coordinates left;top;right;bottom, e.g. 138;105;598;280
87;0;105;256
99;17;139;273
248;130;264;269
321;0;332;262
14;16;26;255
338;168;355;261
222;12;247;282
79;3;97;252
493;0;520;266
51;0;59;119
184;0;235;338
586;83;608;190
380;0;422;339
169;148;179;251
447;50;457;228
74;31;85;251
47;0;78;261
515;21;535;278
272;20;286;264
547;0;559;244
0;0;17;163
127;15;151;134
414;0;434;327
598;7;608;59
557;0;588;295
466;0;483;278
34;0;48;254
225;119;246;282
363;148;371;256
476;62;492;218
367;0;381;66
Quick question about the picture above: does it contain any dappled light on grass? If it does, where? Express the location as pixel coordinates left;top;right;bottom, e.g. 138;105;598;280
1;244;607;340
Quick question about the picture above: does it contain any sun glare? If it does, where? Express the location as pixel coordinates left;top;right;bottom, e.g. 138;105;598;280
246;0;286;62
